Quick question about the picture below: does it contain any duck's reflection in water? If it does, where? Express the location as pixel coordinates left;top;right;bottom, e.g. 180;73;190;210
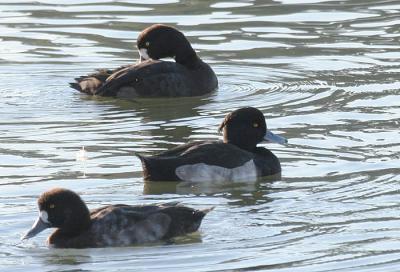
143;173;280;206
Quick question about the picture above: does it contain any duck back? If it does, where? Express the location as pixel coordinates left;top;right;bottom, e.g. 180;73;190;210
71;60;217;98
48;203;209;248
138;141;254;182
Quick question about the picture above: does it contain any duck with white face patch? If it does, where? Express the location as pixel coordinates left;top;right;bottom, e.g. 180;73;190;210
137;107;287;182
70;24;218;98
22;188;213;248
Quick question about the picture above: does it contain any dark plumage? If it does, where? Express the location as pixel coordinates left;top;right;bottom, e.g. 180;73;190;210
70;24;218;98
137;107;288;182
22;188;212;248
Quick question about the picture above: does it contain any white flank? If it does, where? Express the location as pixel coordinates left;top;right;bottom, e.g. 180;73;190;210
175;160;258;182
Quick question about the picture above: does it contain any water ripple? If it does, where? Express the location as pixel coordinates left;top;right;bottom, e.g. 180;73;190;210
0;0;400;271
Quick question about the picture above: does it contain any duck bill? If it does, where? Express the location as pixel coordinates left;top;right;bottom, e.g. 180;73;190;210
139;56;146;63
138;48;150;63
21;217;51;240
263;130;288;144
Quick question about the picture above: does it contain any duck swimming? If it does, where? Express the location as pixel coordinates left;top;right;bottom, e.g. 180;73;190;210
70;24;218;98
22;188;212;248
138;107;287;182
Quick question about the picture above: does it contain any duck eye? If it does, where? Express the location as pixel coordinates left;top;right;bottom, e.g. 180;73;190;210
145;41;150;47
253;123;259;128
49;204;55;209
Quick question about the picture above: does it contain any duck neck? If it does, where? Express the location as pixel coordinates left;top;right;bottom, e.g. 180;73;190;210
174;35;200;69
48;209;91;247
61;205;91;236
225;139;257;152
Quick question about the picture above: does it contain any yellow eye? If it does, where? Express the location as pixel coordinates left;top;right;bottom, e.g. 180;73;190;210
145;41;150;47
253;123;259;128
49;204;55;209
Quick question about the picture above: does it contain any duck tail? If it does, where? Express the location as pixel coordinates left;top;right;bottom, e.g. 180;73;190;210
135;152;180;181
200;206;215;215
69;75;105;95
69;82;82;91
135;152;147;164
185;206;214;233
135;153;152;180
197;207;214;220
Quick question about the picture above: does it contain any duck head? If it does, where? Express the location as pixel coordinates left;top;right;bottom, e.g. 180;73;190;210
136;24;198;66
22;188;90;240
219;107;287;152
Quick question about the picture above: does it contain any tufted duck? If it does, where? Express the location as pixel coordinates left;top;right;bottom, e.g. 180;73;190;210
22;188;212;248
70;24;218;98
137;107;287;182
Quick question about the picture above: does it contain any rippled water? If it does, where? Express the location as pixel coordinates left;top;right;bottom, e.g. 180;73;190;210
1;0;400;271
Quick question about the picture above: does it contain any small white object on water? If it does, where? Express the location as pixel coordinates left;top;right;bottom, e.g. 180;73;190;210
76;146;88;161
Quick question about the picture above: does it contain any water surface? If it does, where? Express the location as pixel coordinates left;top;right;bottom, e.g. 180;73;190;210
1;0;400;271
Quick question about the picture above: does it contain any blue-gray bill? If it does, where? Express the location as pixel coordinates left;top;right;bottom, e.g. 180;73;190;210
21;217;51;240
138;48;150;63
139;56;146;63
263;130;288;144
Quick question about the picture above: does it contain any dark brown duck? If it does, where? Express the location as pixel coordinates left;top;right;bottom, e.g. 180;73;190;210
70;24;218;98
22;188;212;248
